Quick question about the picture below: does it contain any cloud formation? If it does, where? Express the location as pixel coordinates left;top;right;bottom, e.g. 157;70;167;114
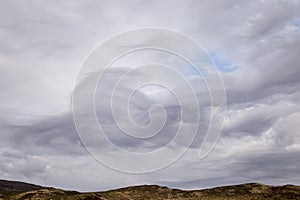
0;0;300;191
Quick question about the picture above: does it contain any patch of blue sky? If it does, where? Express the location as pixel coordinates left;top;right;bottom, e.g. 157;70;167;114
209;52;240;73
186;52;240;77
187;63;204;76
292;18;300;27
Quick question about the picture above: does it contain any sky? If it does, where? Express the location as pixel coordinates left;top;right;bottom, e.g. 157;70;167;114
0;0;300;192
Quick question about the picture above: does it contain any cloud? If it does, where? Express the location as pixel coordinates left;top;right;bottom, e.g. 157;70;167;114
0;0;300;191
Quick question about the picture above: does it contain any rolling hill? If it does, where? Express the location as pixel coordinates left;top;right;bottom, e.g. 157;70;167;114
0;179;299;200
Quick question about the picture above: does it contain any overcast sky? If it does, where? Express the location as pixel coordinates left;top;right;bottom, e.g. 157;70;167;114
1;0;300;192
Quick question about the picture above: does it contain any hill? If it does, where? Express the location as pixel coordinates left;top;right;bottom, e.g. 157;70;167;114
0;180;43;193
0;180;299;200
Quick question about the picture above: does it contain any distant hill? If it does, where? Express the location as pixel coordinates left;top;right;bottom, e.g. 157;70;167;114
0;179;299;200
0;180;43;193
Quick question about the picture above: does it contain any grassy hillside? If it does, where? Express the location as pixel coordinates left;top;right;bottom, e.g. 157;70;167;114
0;180;299;200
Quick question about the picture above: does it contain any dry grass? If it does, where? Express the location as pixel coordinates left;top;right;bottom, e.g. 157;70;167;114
1;182;300;200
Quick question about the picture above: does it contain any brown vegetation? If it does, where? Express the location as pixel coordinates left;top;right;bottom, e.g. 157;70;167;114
1;180;299;200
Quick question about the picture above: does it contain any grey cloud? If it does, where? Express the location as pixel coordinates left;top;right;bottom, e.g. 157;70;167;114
0;0;300;191
157;151;300;189
0;113;84;157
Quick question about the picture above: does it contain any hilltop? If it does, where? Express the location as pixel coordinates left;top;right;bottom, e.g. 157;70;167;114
0;180;299;200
